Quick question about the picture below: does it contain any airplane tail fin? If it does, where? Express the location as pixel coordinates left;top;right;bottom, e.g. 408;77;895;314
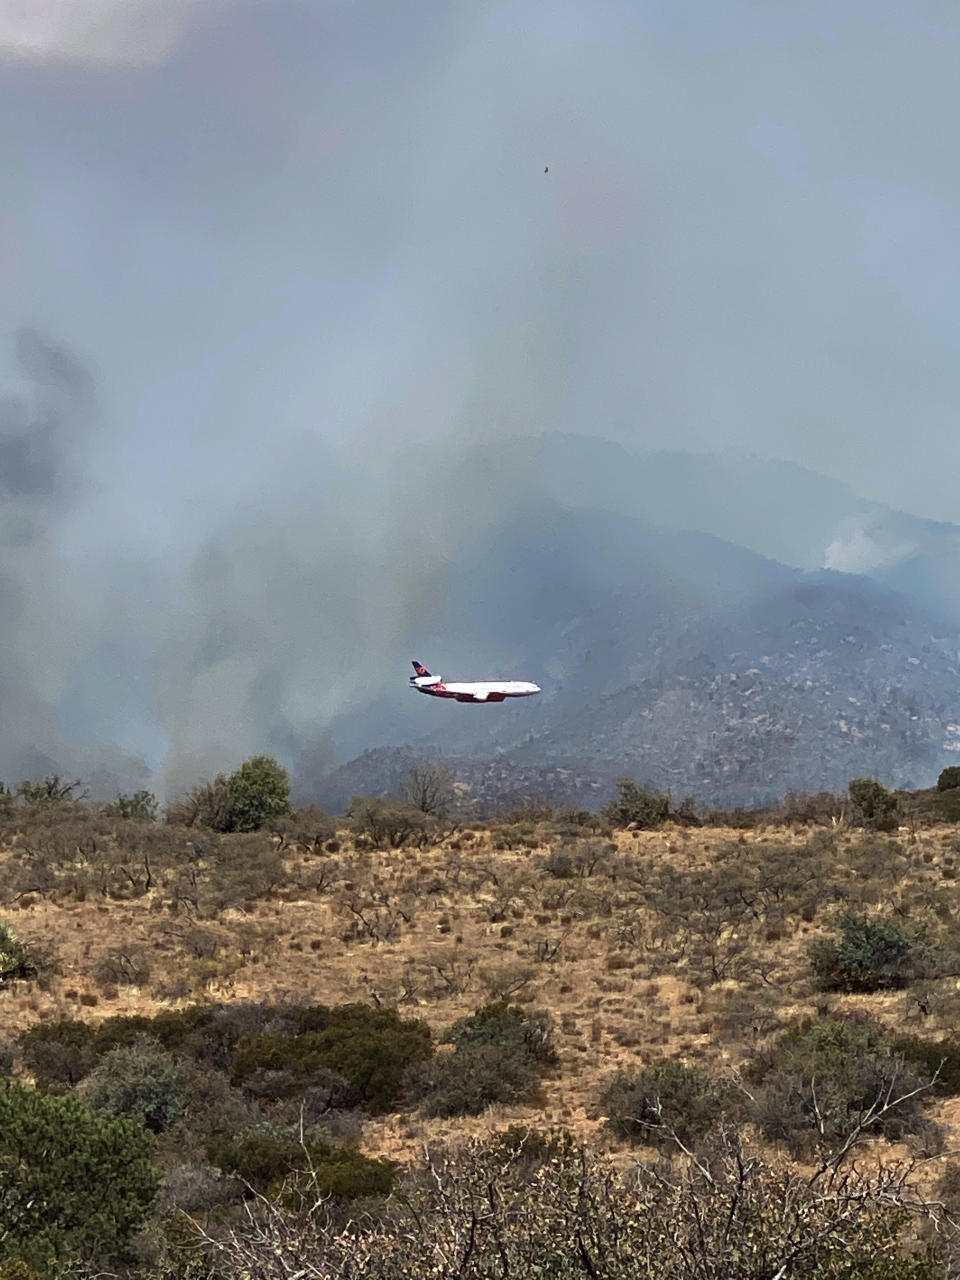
411;660;432;678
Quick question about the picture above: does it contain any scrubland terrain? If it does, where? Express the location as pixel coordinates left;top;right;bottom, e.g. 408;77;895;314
4;793;960;1276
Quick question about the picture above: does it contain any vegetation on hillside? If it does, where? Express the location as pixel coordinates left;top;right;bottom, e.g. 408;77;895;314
0;765;959;1273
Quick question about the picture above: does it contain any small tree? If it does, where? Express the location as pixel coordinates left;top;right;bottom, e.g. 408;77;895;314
15;776;86;805
604;778;670;829
848;777;898;826
0;1081;158;1273
937;766;960;793
348;797;436;849
166;774;232;829
102;790;159;821
403;762;455;817
226;756;291;833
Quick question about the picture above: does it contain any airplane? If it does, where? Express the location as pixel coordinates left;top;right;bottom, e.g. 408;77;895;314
409;660;541;703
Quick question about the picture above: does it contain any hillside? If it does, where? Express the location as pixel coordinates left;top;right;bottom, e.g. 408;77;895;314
4;799;960;1273
313;485;960;807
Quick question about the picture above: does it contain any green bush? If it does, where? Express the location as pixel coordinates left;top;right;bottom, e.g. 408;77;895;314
19;1019;98;1090
416;1003;555;1117
101;789;159;821
442;1001;556;1066
604;778;670;829
225;755;292;833
849;777;899;825
809;913;936;993
0;1080;158;1274
208;1127;394;1198
748;1017;934;1156
93;1002;279;1070
417;1041;544;1117
601;1060;737;1148
0;920;38;983
937;766;960;792
77;1040;188;1132
231;1004;433;1112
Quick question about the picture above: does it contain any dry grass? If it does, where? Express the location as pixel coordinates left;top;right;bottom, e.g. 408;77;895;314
4;818;960;1167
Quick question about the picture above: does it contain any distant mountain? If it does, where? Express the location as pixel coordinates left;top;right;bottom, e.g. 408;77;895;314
505;573;960;806
322;499;795;760
307;461;960;809
536;433;960;619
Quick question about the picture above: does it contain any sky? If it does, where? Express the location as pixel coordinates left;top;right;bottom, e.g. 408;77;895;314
1;0;959;791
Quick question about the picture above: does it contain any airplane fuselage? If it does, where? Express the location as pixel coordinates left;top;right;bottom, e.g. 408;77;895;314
410;668;540;703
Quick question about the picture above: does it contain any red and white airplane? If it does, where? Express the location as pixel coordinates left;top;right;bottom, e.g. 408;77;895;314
409;660;541;703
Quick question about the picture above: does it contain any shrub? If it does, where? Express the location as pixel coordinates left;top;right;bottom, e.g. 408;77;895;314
490;1124;577;1164
748;1017;934;1155
166;774;232;829
200;834;287;913
604;778;670;829
101;789;159;821
77;1040;188;1132
15;776;85;805
849;777;898;825
19;1019;98;1090
544;838;614;879
347;797;438;849
274;804;336;851
889;1031;960;1097
416;1003;555;1117
231;1004;433;1112
417;1041;544;1117
776;790;846;825
934;789;960;823
158;1162;235;1215
225;755;292;833
601;1060;737;1148
0;1080;158;1273
208;1127;394;1199
93;1002;279;1071
93;946;152;988
175;1131;946;1280
809;913;936;993
442;1001;556;1067
0;920;38;983
937;766;960;792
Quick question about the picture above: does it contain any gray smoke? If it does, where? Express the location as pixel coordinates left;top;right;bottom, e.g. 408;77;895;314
2;1;960;799
0;331;149;794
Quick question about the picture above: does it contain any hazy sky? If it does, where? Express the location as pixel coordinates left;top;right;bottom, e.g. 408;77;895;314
2;0;959;787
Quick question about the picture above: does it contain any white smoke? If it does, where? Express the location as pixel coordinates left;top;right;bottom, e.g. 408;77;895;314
823;518;913;574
